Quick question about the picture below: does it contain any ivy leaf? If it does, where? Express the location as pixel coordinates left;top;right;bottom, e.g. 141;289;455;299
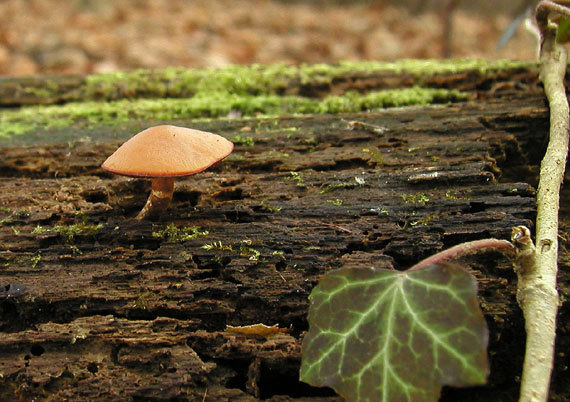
300;264;489;402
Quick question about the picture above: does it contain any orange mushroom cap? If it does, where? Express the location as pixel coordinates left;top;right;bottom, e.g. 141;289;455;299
101;125;234;177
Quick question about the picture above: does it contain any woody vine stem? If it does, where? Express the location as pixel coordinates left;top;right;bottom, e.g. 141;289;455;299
513;2;570;401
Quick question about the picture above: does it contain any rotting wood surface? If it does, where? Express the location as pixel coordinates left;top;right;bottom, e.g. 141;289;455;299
0;88;569;400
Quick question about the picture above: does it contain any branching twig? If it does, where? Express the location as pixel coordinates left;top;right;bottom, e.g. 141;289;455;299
514;2;569;401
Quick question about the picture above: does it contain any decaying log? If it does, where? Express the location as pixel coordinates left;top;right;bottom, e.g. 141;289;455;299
0;77;569;401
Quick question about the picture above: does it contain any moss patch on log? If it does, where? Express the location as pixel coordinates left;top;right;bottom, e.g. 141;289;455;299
0;59;535;140
2;59;532;103
0;87;468;138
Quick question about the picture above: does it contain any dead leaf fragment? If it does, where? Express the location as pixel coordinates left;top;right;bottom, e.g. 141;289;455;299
225;323;288;337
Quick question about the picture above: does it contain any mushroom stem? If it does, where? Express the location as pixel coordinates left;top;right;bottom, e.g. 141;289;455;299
136;177;175;220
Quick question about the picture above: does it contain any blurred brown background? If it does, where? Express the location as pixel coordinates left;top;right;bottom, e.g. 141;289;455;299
0;0;537;76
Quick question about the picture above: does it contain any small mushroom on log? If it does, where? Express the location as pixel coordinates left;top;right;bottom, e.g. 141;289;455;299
102;125;234;220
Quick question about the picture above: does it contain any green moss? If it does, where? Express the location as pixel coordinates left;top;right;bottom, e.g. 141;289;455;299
362;148;385;166
1;87;468;138
340;59;533;76
53;222;104;243
80;60;531;101
202;241;233;251
0;59;528;139
265;126;298;134
327;198;344;206
30;253;41;269
319;87;468;113
401;193;430;205
445;189;472;201
131;290;155;310
22;79;61;99
232;135;255;146
266;149;290;158
201;239;267;261
285;171;306;188
260;200;282;212
31;225;48;234
152;224;208;243
319;177;364;194
239;240;261;261
409;215;438;226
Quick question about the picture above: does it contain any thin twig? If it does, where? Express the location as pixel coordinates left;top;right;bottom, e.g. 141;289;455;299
514;3;568;401
538;0;570;21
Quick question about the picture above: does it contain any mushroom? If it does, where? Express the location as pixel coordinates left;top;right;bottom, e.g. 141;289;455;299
102;125;234;220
